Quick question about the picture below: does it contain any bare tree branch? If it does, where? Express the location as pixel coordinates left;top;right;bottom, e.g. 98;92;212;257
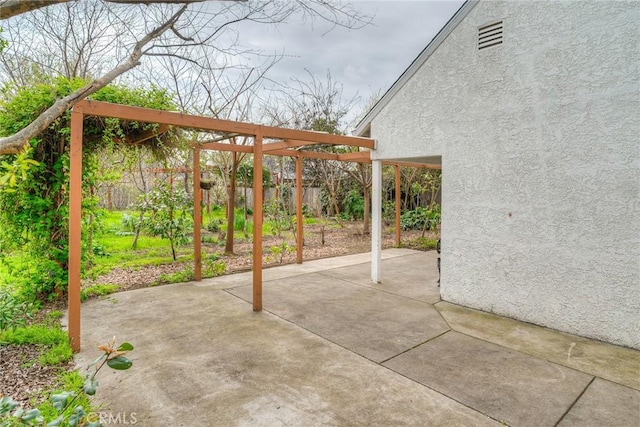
0;4;187;154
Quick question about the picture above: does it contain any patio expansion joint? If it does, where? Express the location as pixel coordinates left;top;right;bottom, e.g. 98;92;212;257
553;376;596;427
379;329;452;365
314;270;441;305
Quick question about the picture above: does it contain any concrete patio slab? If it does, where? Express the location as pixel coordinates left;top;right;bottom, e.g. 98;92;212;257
383;331;593;427
436;301;640;390
226;270;449;363
193;249;415;290
75;281;495;426
70;249;640;426
319;251;441;303
558;378;640;426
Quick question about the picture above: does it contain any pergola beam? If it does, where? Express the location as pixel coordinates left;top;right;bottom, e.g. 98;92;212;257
383;160;442;170
338;151;370;162
267;148;340;161
76;100;374;148
262;139;310;152
199;141;253;153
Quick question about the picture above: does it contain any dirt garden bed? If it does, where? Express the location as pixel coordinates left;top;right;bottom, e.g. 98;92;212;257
86;222;435;292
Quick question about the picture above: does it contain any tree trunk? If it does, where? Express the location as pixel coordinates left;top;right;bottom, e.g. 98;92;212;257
224;153;238;254
363;185;370;235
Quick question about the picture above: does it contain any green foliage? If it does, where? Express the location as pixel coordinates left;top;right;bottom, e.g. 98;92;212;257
0;292;35;331
206;219;222;233
264;199;291;237
404;236;439;251
0;148;39;192
267;241;295;264
233;210;245;232
81;284;120;301
136;183;193;261
342;188;364;220
0;27;7;54
203;255;226;278
0;325;72;366
157;266;193;284
400;205;441;232
0;78;175;299
1;338;134;427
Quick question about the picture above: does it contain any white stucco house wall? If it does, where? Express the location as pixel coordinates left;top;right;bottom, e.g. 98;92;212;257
359;1;639;349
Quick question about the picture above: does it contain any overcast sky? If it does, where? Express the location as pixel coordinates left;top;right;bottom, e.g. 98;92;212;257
235;0;465;122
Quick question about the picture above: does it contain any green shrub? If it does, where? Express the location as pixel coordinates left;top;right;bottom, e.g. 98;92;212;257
343;189;364;220
400;205;441;231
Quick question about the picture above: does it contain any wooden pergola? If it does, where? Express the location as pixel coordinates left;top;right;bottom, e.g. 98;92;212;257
67;100;440;351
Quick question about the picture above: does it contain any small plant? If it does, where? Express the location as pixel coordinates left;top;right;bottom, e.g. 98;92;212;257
81;284;120;301
267;242;295;264
0;337;134;426
157;266;194;284
206;219;222;233
203;257;226;278
0;292;35;331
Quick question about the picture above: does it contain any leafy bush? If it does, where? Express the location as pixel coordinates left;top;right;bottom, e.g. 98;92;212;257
400;205;441;232
342;189;364;220
136;183;193;261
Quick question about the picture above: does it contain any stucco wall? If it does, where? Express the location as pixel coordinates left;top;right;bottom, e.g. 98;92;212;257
370;1;640;348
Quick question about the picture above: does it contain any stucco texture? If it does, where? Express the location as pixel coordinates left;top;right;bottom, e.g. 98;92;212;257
370;1;640;349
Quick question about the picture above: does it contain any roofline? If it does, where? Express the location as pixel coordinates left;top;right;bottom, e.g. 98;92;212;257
353;0;478;137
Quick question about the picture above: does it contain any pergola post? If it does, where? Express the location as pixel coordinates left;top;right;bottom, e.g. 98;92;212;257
193;147;202;281
252;133;263;311
395;165;401;247
68;109;83;352
371;159;382;283
295;155;303;264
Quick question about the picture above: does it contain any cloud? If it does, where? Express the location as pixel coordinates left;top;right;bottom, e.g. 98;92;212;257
234;0;465;111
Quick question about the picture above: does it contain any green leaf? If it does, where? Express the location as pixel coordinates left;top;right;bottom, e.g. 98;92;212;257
116;342;134;351
84;377;98;395
107;355;132;370
51;391;74;411
68;406;86;426
47;416;64;427
20;408;43;422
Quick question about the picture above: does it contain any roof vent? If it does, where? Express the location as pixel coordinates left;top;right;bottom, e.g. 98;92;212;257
478;21;503;50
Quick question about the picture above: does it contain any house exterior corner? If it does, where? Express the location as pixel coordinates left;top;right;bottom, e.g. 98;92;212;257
365;0;640;349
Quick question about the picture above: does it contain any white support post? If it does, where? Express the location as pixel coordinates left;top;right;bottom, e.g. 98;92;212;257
371;159;382;283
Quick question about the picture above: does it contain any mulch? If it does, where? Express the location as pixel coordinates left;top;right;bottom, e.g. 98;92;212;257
0;344;71;407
